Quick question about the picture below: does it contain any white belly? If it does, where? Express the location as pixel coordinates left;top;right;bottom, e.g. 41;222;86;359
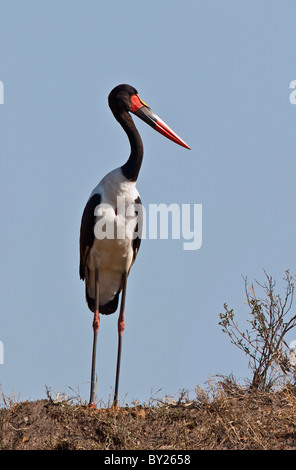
88;206;136;306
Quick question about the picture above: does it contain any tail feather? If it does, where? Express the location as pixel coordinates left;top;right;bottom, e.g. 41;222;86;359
85;286;120;315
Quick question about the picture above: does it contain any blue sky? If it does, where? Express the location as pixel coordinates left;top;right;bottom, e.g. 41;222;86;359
1;0;296;405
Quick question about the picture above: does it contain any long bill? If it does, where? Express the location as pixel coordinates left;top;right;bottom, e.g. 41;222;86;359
131;94;190;150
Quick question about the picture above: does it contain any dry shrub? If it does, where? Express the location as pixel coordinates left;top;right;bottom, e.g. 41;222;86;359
220;270;296;391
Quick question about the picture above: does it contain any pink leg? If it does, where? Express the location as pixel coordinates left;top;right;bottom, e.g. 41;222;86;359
93;311;100;334
89;269;100;406
113;272;127;407
118;305;125;335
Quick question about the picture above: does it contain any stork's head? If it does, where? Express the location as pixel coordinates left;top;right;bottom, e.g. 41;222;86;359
108;84;190;149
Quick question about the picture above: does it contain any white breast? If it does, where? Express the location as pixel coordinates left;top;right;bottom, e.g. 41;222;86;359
87;168;140;306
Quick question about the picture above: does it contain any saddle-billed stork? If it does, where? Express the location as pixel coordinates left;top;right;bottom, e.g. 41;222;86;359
79;84;190;407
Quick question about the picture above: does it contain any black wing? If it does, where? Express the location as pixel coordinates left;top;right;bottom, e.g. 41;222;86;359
79;193;101;280
130;195;142;271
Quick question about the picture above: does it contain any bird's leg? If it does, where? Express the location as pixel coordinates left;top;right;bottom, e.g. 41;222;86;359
113;271;127;407
89;268;100;407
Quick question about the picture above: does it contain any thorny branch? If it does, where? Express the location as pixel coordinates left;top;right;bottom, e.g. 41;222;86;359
219;270;296;390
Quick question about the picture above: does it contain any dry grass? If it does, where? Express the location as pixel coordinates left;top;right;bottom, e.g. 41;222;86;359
1;381;296;450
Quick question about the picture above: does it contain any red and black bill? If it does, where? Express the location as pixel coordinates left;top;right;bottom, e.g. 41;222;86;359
130;94;190;149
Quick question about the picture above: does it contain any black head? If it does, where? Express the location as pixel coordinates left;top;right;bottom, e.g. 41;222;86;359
107;84;191;149
108;84;138;114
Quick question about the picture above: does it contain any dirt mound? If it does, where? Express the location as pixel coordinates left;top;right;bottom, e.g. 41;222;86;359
1;388;296;450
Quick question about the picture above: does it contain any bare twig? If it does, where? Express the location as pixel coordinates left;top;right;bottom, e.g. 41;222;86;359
219;270;296;390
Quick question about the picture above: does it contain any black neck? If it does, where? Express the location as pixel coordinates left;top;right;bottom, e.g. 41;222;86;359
117;111;143;182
